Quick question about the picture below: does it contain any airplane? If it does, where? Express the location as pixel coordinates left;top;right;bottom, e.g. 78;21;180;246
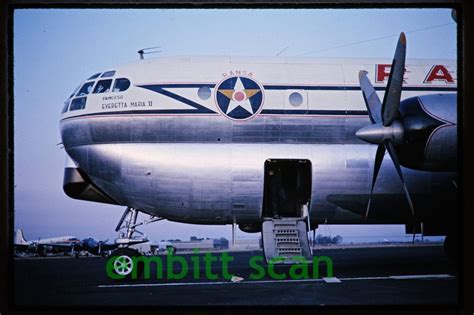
14;228;82;257
80;237;119;256
14;229;119;257
59;33;457;273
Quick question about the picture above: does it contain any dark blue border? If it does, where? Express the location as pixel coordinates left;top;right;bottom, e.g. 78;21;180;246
138;83;457;92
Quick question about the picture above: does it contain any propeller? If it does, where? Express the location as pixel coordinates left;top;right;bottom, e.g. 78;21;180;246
356;32;414;218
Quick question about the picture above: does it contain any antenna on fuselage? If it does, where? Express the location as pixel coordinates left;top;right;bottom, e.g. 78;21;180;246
137;46;162;60
276;46;289;56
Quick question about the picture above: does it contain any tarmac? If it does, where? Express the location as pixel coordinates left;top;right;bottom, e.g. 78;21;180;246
13;244;458;307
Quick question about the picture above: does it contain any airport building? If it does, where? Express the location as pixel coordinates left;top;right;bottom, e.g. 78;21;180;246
230;237;262;251
171;239;215;252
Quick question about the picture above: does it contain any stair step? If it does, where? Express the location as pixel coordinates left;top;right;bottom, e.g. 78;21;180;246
262;217;312;264
277;244;301;250
275;231;297;234
276;238;300;242
278;247;301;253
274;224;298;228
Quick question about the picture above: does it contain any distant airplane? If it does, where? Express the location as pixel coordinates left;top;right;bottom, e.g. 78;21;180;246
14;228;81;256
14;229;121;257
80;237;119;256
59;32;457;272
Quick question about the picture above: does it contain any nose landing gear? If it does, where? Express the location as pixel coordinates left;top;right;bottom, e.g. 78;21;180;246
109;207;164;280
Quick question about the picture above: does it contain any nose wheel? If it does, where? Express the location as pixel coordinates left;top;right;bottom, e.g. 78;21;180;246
110;207;164;280
114;255;134;275
110;247;144;280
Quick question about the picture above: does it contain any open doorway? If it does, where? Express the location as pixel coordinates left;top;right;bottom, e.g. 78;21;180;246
263;159;312;218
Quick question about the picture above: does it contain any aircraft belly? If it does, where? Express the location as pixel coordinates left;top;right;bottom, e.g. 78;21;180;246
65;142;455;225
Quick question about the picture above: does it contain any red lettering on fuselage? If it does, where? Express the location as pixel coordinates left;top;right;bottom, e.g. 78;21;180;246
375;64;408;83
424;65;455;84
375;64;392;83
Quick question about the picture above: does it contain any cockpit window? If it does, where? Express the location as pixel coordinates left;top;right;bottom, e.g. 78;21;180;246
69;85;81;98
93;79;112;94
70;97;87;111
87;72;101;80
61;100;70;113
100;70;116;78
113;78;131;92
76;81;95;97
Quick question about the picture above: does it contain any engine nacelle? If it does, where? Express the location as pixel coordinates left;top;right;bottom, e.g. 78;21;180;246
239;223;262;233
397;94;457;172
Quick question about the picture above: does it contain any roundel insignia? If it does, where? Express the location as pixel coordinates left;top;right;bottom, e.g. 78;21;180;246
215;76;264;120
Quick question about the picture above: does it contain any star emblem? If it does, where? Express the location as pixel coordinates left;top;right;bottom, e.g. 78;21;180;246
215;76;264;120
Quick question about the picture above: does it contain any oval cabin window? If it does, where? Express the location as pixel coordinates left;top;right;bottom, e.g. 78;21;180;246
197;86;211;100
289;92;303;107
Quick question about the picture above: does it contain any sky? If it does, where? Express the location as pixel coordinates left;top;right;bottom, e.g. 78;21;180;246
13;8;456;243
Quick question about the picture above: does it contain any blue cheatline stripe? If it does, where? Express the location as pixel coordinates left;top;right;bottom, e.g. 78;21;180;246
138;83;456;92
137;85;216;114
261;109;368;116
262;85;457;92
147;83;217;88
61;109;369;121
61;109;220;120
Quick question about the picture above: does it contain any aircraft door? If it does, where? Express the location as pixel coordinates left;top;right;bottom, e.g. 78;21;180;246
262;159;312;218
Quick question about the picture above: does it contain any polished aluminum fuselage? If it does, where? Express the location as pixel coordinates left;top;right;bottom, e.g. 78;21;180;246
60;56;457;226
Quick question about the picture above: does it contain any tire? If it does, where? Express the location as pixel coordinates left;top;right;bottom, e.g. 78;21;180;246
109;248;144;281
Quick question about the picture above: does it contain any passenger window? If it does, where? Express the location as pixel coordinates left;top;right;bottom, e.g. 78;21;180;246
198;86;212;100
289;92;303;106
87;72;101;80
70;97;87;111
93;79;112;94
113;78;131;92
101;70;116;78
76;81;95;97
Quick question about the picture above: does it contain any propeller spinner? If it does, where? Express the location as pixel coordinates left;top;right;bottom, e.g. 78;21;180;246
356;32;415;218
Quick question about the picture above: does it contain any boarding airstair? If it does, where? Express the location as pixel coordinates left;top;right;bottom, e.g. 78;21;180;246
262;216;312;264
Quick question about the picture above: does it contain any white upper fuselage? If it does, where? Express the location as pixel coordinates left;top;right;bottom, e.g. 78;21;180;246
60;56;456;121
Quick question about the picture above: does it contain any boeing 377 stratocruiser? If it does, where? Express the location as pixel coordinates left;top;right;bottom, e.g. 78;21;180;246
60;33;458;271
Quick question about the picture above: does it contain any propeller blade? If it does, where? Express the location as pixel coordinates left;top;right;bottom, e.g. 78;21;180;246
366;143;386;218
358;70;382;124
142;46;161;50
384;139;415;216
382;32;406;127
